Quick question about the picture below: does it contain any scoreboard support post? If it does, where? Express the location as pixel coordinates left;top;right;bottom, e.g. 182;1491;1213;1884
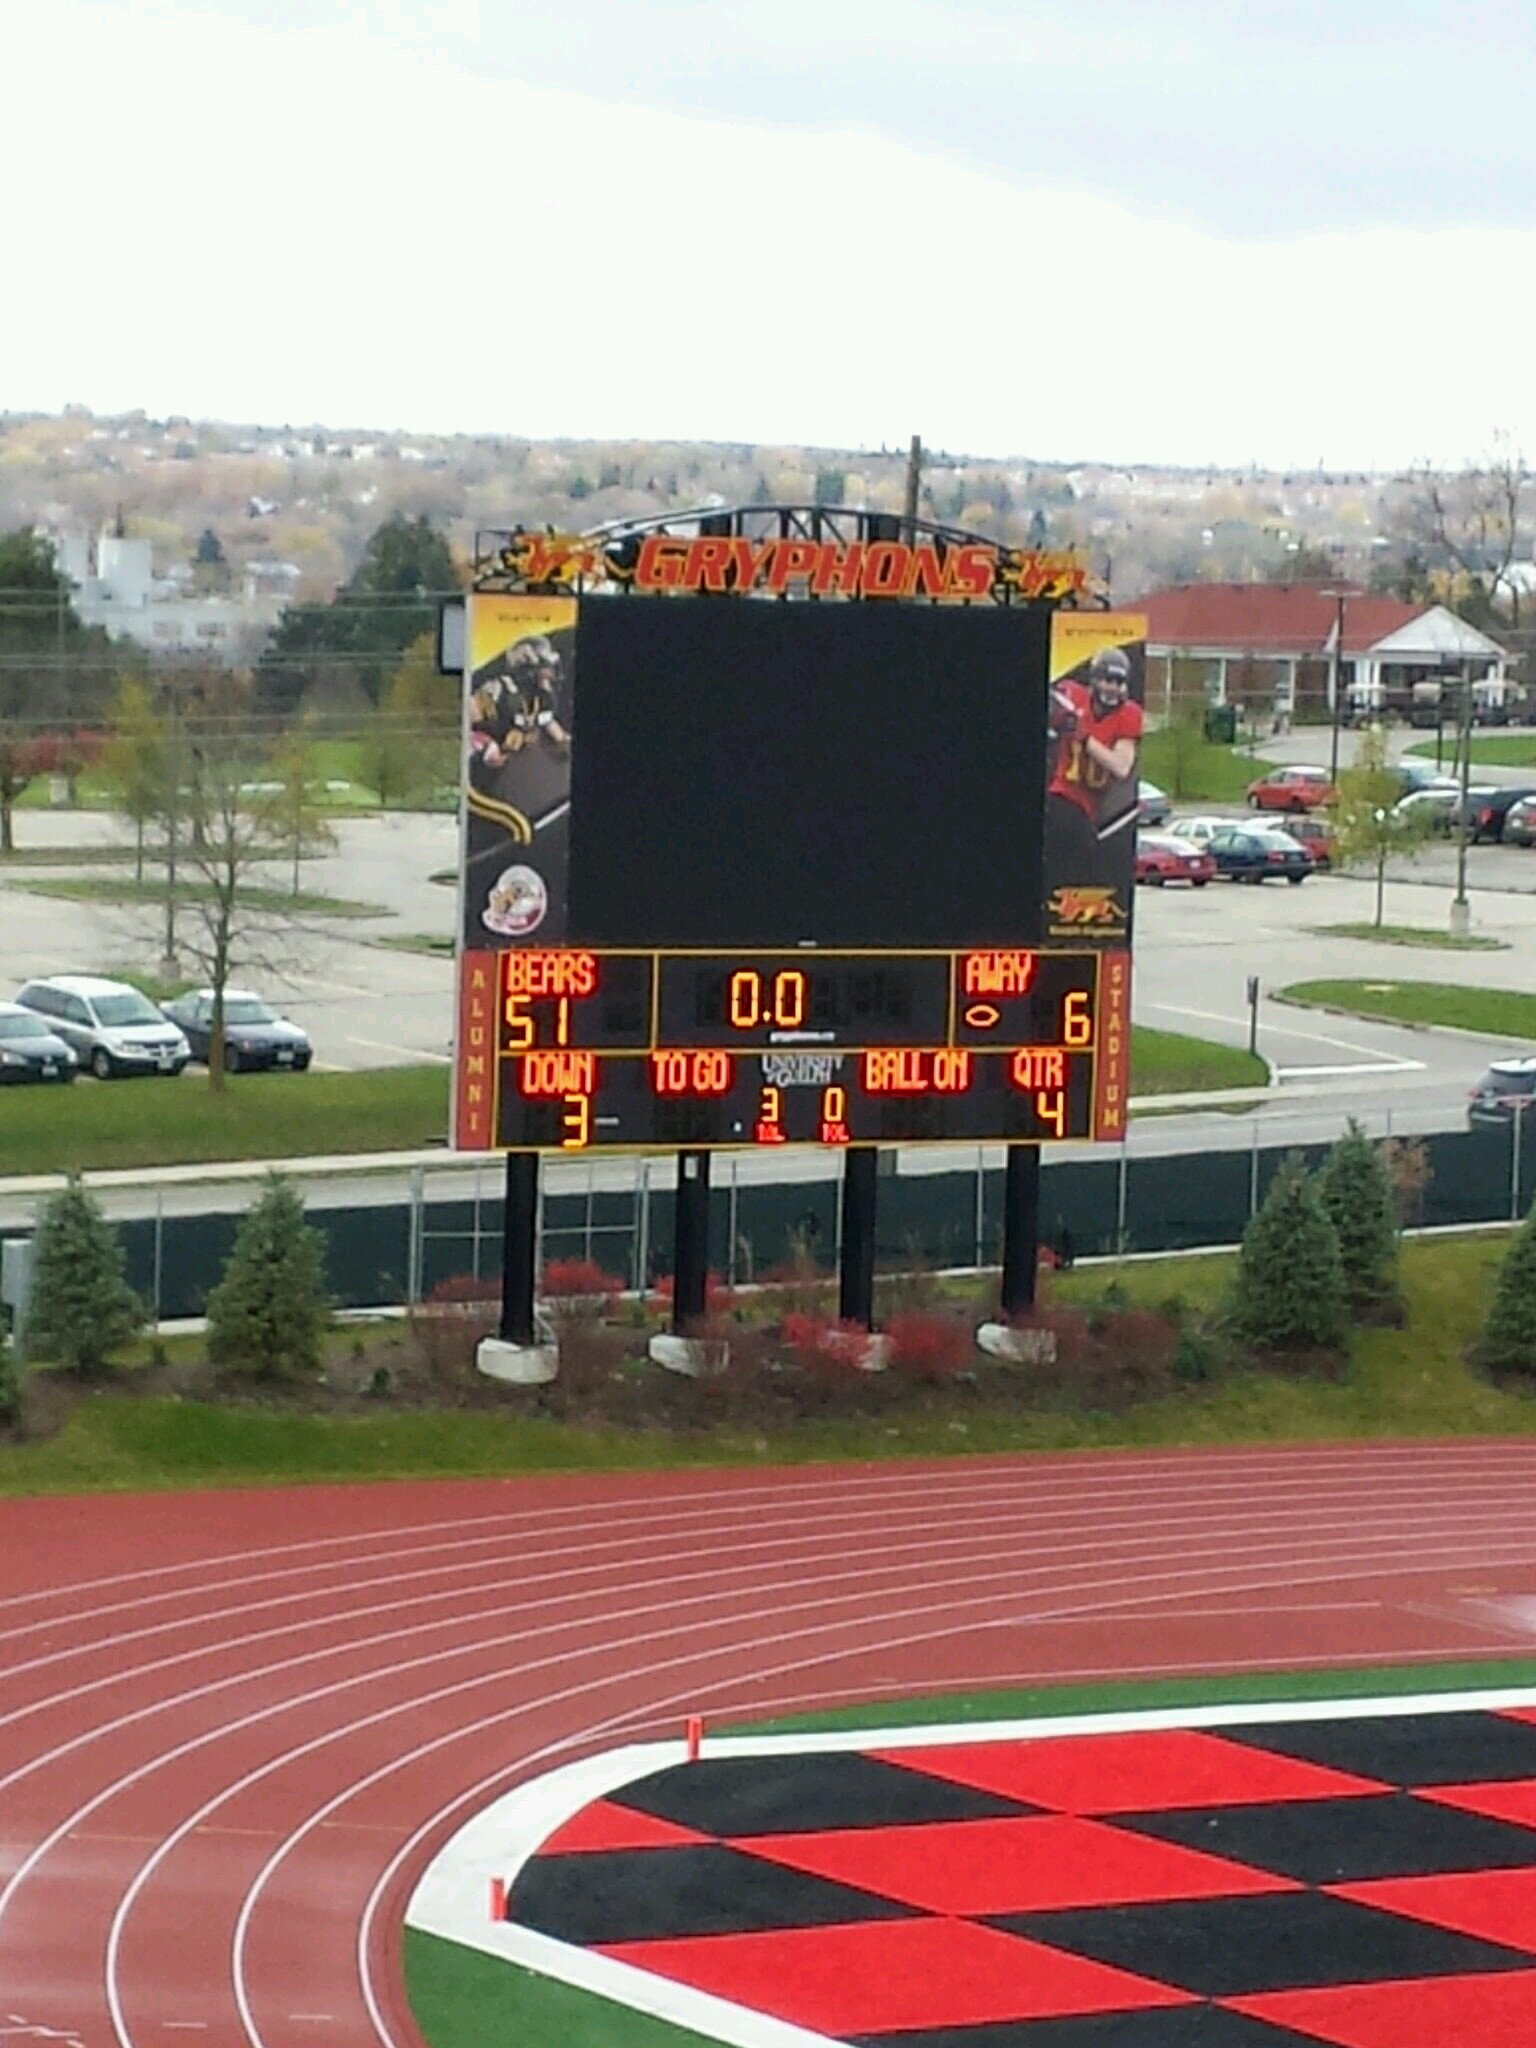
999;1144;1041;1317
838;1147;879;1330
499;1151;540;1347
671;1150;712;1332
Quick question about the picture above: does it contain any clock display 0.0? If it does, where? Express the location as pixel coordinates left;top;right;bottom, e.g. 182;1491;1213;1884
657;953;952;1049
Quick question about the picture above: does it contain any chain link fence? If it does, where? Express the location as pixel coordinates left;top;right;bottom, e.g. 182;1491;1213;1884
3;1106;1525;1326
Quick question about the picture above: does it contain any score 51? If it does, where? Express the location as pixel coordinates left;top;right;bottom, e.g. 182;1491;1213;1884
503;994;575;1049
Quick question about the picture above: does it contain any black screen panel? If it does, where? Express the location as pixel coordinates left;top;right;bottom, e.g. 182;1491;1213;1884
567;599;1047;949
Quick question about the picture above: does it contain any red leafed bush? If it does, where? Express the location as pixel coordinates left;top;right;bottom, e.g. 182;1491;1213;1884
650;1270;735;1314
780;1311;875;1379
542;1257;624;1301
885;1308;974;1384
426;1273;499;1307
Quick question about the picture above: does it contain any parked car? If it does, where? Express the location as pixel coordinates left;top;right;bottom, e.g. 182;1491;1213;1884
1165;814;1232;849
14;975;191;1080
1394;786;1476;836
1207;825;1315;884
0;1001;77;1084
1134;833;1216;887
1504;796;1536;847
1136;780;1172;827
1388;760;1460;800
1281;815;1336;868
1468;1059;1536;1128
1246;766;1337;813
159;988;313;1072
1452;784;1536;845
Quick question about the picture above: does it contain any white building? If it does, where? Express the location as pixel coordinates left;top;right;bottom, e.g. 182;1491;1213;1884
51;527;299;665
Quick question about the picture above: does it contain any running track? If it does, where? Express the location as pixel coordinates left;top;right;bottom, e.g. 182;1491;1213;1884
6;1441;1536;2046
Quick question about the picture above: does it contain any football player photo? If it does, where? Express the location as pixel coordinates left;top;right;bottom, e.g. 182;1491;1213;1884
1045;642;1145;894
462;597;577;949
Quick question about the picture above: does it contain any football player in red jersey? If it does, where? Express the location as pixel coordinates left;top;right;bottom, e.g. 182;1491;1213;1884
1046;645;1145;884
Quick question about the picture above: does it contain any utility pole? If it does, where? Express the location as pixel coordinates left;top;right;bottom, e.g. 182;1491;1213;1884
902;434;922;544
1451;659;1474;939
1322;587;1348;786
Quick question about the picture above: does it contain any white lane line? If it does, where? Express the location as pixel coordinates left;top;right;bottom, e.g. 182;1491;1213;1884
7;1488;1533;1723
11;1443;1532;1630
1151;1002;1425;1061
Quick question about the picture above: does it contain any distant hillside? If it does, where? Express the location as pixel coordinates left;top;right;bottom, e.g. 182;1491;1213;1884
0;406;1406;603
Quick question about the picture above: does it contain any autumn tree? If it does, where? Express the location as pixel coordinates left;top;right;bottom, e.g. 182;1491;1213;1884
1329;726;1434;927
0;529;111;850
254;513;459;716
102;677;170;880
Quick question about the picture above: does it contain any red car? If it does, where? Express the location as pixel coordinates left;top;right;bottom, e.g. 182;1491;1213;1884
1246;766;1337;813
1135;833;1217;887
1281;814;1336;868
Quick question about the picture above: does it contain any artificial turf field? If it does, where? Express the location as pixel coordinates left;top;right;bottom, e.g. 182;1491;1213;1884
406;1663;1536;2048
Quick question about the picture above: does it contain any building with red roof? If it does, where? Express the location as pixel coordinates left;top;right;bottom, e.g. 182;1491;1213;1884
1138;582;1508;724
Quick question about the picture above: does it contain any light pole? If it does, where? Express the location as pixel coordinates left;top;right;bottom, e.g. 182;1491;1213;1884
1373;807;1388;930
1320;587;1349;786
1451;659;1474;939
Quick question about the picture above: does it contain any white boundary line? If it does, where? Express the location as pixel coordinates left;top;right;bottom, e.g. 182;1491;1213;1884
405;1682;1536;2048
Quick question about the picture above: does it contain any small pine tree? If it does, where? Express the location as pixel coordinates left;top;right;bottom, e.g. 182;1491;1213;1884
1476;1202;1536;1380
206;1175;328;1383
26;1178;144;1376
1318;1120;1402;1316
1232;1159;1348;1352
0;1330;24;1424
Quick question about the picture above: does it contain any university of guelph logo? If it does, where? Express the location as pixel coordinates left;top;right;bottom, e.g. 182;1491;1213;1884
1048;885;1123;931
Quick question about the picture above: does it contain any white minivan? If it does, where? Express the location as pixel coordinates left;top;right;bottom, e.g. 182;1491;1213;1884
14;975;191;1080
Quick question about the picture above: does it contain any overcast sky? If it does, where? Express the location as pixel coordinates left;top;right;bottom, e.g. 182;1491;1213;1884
9;0;1536;468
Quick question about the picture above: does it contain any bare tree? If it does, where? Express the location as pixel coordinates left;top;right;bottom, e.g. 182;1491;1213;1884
1405;434;1531;628
134;674;331;1090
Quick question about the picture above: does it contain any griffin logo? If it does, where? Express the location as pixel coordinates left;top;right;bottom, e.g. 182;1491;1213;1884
1048;886;1123;928
494;532;601;588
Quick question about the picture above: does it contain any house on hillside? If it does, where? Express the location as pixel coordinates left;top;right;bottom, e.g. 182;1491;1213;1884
1138;583;1509;725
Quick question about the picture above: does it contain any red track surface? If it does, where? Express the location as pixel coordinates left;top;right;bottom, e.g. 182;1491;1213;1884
5;1441;1536;2046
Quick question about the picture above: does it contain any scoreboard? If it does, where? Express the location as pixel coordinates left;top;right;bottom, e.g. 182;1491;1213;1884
454;538;1139;1156
470;944;1128;1151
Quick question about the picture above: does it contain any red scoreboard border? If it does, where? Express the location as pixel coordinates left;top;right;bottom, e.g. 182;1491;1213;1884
454;946;1132;1154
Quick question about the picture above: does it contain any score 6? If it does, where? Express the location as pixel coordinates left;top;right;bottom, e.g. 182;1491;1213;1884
1063;990;1093;1047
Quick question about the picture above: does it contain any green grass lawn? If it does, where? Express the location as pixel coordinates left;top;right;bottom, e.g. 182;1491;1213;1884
0;1063;450;1176
1130;1025;1267;1093
1141;730;1268;803
14;876;388;917
1408;734;1536;770
0;1234;1528;1497
1308;923;1506;952
1282;979;1536;1039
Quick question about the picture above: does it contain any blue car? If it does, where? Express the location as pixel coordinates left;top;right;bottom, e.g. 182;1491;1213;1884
1207;825;1314;884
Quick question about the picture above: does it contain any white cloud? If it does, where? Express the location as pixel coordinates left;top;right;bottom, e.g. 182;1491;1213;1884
4;1;1529;469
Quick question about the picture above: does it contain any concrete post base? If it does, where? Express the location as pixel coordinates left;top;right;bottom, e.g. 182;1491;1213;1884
976;1320;1059;1365
476;1336;558;1385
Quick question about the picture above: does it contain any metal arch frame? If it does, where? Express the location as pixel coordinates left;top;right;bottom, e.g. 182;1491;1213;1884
472;504;1106;608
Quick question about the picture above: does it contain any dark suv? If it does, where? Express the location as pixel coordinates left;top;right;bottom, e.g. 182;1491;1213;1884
1468;1060;1536;1127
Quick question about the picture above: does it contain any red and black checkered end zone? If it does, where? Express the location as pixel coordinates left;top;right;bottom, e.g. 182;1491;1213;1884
506;1709;1536;2046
